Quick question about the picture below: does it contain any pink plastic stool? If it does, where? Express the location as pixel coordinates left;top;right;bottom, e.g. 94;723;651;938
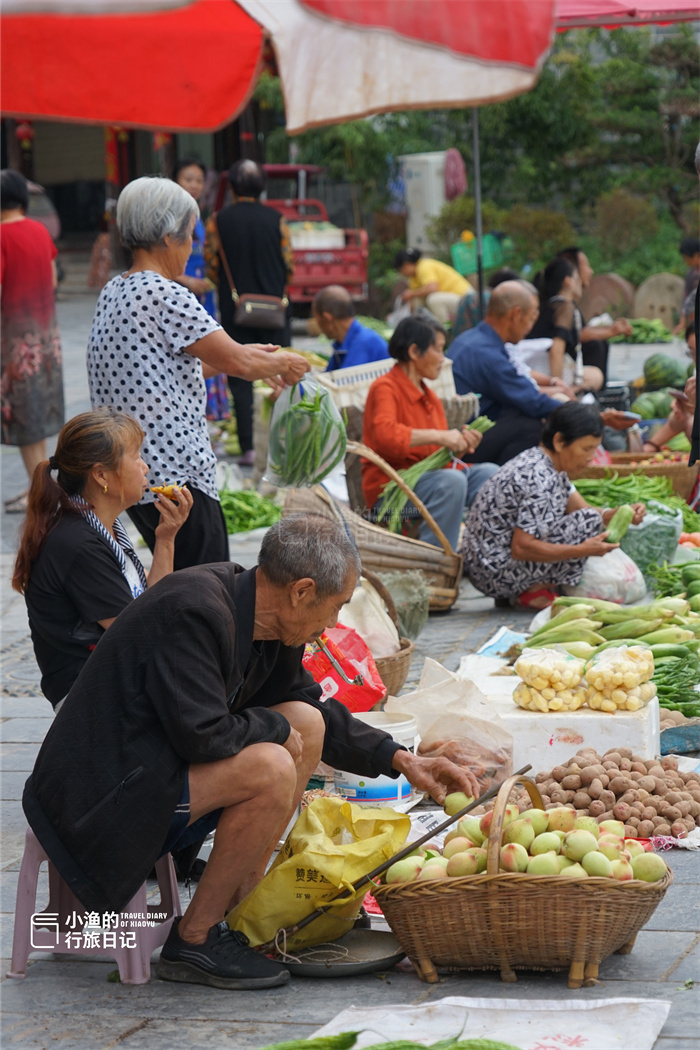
7;827;182;984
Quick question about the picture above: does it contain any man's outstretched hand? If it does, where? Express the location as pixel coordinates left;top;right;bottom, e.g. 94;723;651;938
391;749;481;805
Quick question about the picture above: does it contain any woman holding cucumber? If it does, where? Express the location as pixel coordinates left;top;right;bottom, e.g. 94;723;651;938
463;402;646;608
361;317;499;551
12;410;192;710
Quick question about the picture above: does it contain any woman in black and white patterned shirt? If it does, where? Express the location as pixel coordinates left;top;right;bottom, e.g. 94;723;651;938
463;402;645;608
88;176;309;569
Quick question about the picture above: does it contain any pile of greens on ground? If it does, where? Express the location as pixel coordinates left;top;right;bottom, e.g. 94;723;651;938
259;1034;522;1050
219;489;281;533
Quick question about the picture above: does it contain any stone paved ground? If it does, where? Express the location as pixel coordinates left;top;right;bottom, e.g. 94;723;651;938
1;269;698;1049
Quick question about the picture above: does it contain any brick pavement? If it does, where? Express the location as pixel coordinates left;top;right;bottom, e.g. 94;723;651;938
1;274;698;1049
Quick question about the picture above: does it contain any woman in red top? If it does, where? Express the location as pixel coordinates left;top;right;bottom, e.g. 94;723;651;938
1;170;64;511
362;317;498;551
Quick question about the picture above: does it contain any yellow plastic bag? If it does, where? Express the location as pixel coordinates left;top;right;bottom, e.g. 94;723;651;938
227;796;410;950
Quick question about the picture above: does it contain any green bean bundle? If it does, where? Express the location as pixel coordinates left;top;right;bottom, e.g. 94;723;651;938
376;448;451;533
467;415;496;433
266;377;347;488
573;471;700;533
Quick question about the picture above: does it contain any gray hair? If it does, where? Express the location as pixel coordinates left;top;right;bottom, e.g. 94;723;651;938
117;176;199;251
258;514;361;598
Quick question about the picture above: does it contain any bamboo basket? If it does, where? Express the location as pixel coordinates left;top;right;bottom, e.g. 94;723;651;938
361;568;414;696
283;444;463;611
373;774;673;989
578;454;698;500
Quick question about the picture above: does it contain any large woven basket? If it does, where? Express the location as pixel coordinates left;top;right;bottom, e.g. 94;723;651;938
361;568;414;697
373;774;673;989
578;454;698;500
283;451;462;611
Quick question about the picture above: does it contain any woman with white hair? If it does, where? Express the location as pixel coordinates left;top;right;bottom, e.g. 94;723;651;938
88;176;309;569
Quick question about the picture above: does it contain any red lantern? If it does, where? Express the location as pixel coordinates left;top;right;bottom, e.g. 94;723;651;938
15;120;34;150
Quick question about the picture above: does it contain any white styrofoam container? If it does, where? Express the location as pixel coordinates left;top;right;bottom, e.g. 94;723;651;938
466;673;661;772
289;228;345;249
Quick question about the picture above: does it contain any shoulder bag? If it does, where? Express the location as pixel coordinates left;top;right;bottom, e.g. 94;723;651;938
214;213;288;329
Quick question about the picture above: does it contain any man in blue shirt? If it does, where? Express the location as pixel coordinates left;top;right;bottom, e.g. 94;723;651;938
448;280;563;465
313;285;389;372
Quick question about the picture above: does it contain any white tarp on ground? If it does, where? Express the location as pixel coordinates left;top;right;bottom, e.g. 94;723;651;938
311;995;672;1049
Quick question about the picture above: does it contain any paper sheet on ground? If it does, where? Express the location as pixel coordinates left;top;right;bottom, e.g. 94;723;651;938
311;995;671;1049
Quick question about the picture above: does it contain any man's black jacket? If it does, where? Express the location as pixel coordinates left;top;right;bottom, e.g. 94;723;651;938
23;565;402;913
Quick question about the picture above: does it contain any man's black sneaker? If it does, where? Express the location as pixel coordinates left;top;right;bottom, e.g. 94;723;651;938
155;917;290;989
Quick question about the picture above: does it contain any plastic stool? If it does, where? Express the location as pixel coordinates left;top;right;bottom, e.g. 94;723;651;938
7;827;182;984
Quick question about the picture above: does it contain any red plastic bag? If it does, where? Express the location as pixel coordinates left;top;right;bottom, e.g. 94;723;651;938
303;624;386;713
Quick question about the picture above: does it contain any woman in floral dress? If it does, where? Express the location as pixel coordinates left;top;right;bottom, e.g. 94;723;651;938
463;402;645;608
1;170;64;511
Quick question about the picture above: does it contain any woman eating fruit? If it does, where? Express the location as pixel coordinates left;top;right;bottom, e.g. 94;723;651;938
12;410;192;710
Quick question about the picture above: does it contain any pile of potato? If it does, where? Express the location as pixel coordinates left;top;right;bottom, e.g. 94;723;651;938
659;709;694;732
532;747;700;839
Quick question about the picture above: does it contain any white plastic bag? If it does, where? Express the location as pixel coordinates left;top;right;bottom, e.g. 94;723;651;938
337;578;400;659
562;546;646;604
386;659;513;793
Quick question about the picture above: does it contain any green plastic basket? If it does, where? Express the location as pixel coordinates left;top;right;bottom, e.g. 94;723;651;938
450;234;506;275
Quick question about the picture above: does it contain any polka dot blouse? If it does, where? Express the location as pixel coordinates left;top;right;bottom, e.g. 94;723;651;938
87;271;222;503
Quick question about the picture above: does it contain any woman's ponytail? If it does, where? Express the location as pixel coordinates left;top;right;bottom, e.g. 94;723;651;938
12;460;71;593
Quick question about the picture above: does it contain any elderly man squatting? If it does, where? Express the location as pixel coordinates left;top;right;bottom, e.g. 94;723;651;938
23;515;480;990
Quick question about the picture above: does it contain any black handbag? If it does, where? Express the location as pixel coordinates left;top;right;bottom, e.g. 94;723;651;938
214;214;288;329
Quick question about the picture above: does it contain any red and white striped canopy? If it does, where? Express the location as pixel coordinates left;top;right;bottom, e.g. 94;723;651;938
2;0;696;133
1;0;557;132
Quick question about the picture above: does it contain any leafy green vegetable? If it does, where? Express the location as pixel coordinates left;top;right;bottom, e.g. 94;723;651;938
610;320;672;345
219;489;281;533
355;315;393;341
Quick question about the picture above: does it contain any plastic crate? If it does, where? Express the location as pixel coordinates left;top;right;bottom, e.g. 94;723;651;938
316;358;457;409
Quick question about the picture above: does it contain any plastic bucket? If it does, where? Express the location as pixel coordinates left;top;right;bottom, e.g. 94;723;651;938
334;711;418;804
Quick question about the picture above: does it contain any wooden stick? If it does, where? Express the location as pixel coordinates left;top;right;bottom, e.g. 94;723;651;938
257;764;532;954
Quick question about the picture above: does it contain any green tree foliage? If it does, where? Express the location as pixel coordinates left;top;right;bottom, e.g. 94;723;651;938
253;26;698;287
570;26;699;231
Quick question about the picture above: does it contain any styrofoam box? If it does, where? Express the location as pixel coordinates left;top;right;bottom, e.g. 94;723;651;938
290;229;345;250
467;673;660;772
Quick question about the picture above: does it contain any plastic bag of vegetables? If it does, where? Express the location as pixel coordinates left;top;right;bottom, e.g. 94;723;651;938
265;375;346;488
619;499;683;582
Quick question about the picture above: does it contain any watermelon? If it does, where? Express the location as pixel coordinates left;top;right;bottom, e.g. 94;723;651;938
631;393;662;419
643;353;689;390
